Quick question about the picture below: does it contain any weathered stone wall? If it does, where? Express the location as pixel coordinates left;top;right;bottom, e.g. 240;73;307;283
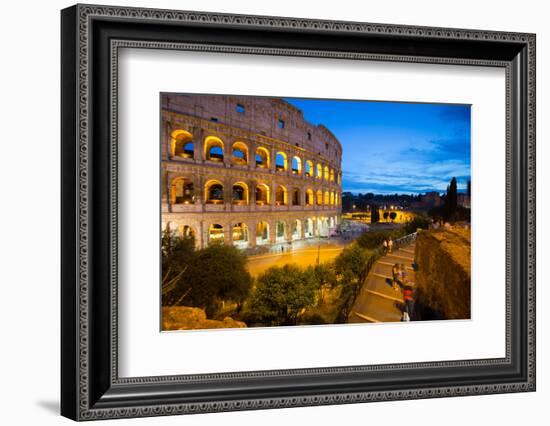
414;227;471;319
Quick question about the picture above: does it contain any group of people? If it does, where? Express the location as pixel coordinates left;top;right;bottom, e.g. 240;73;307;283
391;262;415;321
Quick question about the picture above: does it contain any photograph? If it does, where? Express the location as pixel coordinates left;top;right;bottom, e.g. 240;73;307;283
160;93;472;331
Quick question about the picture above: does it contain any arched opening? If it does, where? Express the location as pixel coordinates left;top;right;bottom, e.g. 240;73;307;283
330;169;335;182
255;183;270;205
208;224;224;244
318;217;329;237
292;220;302;240
316;190;323;206
255;147;270;168
329;217;335;228
205;180;224;204
324;191;330;206
291;156;301;174
177;224;195;239
316;164;323;179
275;185;288;206
275;152;287;172
306;189;314;206
232;223;249;248
171;177;194;204
335;192;339;205
232;182;249;205
232;141;248;165
275;221;286;243
171;130;194;158
291;188;300;206
256;221;270;245
330;191;335;206
324;166;330;181
204;136;224;162
305;218;314;238
305;160;313;177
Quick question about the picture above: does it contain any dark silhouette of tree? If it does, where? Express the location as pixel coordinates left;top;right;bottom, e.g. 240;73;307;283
389;211;397;222
383;211;389;222
370;204;380;223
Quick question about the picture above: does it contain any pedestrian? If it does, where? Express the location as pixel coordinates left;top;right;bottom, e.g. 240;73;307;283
392;263;400;291
383;239;388;254
400;263;408;285
402;284;414;321
388;237;393;253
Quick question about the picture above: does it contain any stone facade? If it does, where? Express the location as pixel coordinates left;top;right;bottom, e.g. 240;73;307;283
161;94;343;249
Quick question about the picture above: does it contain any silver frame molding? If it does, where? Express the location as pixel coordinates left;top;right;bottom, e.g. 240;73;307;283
61;3;536;421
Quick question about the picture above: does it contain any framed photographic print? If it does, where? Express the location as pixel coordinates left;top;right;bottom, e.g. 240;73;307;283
61;4;536;421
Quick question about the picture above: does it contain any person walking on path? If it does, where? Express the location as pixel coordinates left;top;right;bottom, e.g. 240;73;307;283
392;263;400;290
388;237;393;253
383;239;388;254
402;283;415;321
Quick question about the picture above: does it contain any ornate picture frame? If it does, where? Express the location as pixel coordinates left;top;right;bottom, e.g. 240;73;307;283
61;4;535;421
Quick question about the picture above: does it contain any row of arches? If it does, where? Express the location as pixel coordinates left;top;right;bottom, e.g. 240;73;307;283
170;130;341;183
173;216;339;248
170;178;341;207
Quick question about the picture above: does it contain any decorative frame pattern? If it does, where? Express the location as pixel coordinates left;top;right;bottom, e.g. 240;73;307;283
61;4;536;421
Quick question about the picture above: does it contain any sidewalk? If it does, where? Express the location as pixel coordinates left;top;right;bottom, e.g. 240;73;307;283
348;243;416;323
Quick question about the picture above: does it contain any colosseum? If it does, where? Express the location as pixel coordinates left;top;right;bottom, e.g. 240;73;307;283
161;94;343;250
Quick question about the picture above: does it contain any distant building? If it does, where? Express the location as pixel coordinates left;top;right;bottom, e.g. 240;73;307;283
411;191;443;210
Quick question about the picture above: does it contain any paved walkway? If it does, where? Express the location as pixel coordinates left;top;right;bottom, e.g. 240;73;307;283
348;243;416;323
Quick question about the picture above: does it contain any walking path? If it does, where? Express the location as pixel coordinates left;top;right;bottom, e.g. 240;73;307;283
348;243;416;323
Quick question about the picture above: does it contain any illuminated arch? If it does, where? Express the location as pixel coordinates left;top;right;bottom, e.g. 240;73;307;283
330;169;335;182
208;224;224;244
275;152;287;172
316;164;323;179
204;136;224;162
232;182;249;205
316;190;323;206
324;165;330;181
232;223;249;247
275;185;288;206
204;179;224;204
292;219;302;240
330;191;335;206
305;160;313;177
275;220;286;242
171;130;194;158
170;177;194;204
256;221;270;245
306;189;314;206
324;191;330;206
291;156;302;174
232;141;248;165
305;218;314;238
255;183;270;205
177;224;195;239
255;147;270;168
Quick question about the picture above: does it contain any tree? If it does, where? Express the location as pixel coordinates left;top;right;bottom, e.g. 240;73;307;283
370;204;380;223
383;211;389;222
389;211;397;222
441;177;458;220
247;264;318;326
161;227;196;306
171;243;253;317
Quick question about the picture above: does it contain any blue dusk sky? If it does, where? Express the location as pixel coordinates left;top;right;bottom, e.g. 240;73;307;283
284;98;471;195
